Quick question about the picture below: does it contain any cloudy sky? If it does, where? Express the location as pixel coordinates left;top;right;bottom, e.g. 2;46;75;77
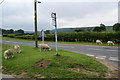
0;0;119;31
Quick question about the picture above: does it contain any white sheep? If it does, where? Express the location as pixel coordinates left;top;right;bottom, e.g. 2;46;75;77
39;44;51;52
96;40;102;45
107;41;114;45
4;49;14;59
14;45;21;53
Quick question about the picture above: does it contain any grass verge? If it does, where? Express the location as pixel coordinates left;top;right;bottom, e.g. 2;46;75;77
2;37;118;47
2;44;110;78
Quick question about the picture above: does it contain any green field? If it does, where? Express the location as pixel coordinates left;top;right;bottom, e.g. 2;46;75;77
2;37;118;47
2;44;110;78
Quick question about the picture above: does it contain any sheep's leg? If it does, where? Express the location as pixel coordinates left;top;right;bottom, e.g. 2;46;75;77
4;56;7;59
12;55;13;57
40;47;41;52
44;49;45;51
15;50;17;53
19;50;21;53
18;50;21;53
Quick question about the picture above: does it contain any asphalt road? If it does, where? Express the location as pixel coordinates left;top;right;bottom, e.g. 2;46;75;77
1;40;120;69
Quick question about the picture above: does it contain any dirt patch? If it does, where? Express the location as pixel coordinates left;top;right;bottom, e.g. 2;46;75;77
33;73;45;78
13;70;29;78
68;63;99;76
95;58;119;78
33;61;51;69
68;67;99;76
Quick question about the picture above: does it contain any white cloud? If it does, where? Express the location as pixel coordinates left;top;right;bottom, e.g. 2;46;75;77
57;3;118;28
1;1;118;31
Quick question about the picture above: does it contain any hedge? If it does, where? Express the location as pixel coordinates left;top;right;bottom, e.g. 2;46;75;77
3;32;120;43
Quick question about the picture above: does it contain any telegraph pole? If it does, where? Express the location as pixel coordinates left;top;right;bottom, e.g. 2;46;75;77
34;0;41;47
51;12;58;56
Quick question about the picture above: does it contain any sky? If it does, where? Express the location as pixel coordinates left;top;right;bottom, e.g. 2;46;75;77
0;0;119;31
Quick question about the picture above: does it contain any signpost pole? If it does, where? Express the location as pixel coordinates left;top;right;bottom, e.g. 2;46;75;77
42;30;44;44
51;12;58;56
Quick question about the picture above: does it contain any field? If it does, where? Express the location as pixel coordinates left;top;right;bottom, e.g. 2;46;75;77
2;37;118;47
2;44;112;78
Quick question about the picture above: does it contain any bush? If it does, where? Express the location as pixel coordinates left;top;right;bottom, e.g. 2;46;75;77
7;34;16;38
3;32;120;43
3;34;8;37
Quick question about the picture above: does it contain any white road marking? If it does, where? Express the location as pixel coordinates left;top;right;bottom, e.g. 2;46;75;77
58;46;71;48
13;42;17;43
89;48;102;51
71;47;74;48
5;41;10;42
96;56;106;60
106;50;118;52
59;46;64;47
95;49;102;50
109;57;120;61
89;48;95;50
89;48;117;52
86;54;95;57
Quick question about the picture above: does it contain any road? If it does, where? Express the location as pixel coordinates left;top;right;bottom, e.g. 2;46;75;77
1;40;120;69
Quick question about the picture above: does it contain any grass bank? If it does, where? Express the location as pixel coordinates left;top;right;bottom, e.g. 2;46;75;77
2;44;110;78
2;37;118;47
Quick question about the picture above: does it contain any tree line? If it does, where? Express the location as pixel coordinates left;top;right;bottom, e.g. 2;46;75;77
1;29;24;34
74;23;120;32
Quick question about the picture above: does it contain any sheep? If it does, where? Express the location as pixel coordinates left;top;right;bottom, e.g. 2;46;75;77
96;40;102;45
107;41;114;45
39;44;51;52
4;49;14;59
14;45;21;53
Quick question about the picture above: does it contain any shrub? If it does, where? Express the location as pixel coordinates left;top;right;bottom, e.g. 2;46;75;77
3;32;120;43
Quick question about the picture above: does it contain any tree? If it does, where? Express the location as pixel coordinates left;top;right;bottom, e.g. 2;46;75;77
74;28;83;32
86;29;91;32
113;23;120;32
9;29;14;34
2;29;7;34
45;30;50;34
100;24;106;31
93;24;106;32
92;27;101;32
15;29;24;34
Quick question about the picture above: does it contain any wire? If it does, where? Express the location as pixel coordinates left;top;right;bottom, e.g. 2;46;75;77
0;0;5;5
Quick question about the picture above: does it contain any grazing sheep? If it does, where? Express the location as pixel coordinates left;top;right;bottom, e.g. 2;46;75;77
39;44;51;52
4;49;14;59
14;45;21;53
96;40;102;45
107;41;114;45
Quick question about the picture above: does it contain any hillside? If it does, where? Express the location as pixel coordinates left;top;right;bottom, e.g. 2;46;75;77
51;26;113;33
24;26;113;33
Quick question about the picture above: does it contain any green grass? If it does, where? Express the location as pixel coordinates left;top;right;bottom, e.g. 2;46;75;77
2;44;108;78
2;37;118;47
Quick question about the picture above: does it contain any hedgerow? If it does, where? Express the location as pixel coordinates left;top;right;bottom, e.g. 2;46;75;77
3;32;120;43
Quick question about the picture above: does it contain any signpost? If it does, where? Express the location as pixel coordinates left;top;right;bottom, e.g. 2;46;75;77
39;30;46;44
51;12;58;56
42;30;44;44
